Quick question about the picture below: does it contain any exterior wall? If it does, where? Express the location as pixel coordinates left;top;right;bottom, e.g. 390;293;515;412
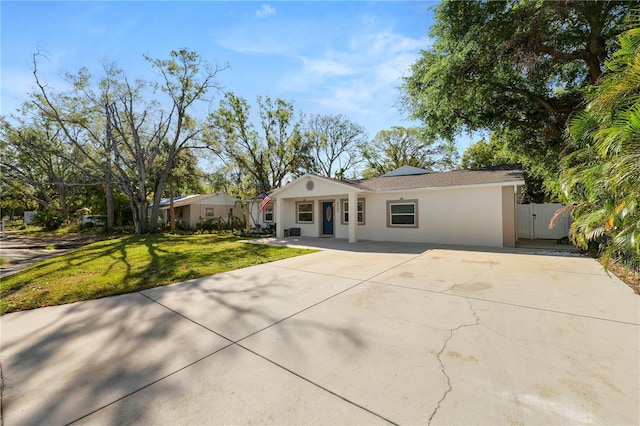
162;195;242;227
269;175;360;238
275;176;355;199
275;185;506;247
351;186;504;247
281;198;343;238
502;186;517;247
269;175;516;247
176;205;191;224
187;203;242;226
422;186;504;247
334;198;365;239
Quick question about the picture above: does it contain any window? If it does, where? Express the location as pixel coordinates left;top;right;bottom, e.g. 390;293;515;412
387;200;418;228
263;205;273;222
296;201;314;223
341;199;365;225
205;208;214;217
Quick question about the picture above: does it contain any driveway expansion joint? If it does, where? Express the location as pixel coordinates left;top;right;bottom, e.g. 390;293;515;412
235;342;399;426
428;298;480;425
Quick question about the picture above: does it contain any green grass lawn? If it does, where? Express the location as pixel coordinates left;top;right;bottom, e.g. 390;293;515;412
0;233;314;315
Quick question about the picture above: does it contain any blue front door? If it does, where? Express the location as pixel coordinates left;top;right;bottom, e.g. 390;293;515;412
322;201;334;235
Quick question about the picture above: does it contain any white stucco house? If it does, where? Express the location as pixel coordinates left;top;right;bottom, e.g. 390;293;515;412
157;194;242;227
253;166;525;248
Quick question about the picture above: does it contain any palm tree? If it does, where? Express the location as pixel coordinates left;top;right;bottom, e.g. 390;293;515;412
561;11;640;270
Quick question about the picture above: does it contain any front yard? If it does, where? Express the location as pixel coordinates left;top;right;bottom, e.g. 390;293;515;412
0;233;314;315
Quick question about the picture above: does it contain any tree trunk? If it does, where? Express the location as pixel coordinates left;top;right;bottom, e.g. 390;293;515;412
105;168;115;230
149;157;173;233
169;178;176;232
130;197;148;234
149;193;161;234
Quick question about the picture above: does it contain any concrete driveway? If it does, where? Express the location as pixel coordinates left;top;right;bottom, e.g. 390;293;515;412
1;239;638;425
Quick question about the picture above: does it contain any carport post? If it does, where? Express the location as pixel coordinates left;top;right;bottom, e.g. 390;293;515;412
275;196;284;238
348;191;357;243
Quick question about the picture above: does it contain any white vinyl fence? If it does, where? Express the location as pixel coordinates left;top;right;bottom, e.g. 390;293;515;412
517;203;571;240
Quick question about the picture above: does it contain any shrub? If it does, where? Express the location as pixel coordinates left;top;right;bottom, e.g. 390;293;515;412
32;209;64;230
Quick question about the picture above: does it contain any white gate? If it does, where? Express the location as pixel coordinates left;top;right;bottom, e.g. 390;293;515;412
517;203;571;239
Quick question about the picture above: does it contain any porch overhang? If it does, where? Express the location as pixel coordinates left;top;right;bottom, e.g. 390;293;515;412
272;174;363;243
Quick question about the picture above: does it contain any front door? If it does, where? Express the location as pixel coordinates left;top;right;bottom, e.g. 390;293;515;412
322;201;334;235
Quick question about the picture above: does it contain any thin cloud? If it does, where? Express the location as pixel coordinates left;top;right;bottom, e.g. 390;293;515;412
301;57;353;77
255;4;275;19
279;27;427;111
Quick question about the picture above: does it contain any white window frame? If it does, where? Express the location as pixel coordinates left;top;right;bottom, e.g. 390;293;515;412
263;205;274;223
205;207;214;217
341;199;365;225
386;199;418;228
296;201;314;224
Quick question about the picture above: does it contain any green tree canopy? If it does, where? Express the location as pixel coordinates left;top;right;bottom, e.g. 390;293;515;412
459;137;513;170
0;113;93;216
362;126;457;178
402;0;633;196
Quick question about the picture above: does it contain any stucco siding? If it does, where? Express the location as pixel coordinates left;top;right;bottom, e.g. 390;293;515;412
354;187;504;247
187;203;242;225
501;186;517;247
273;186;507;246
160;194;242;227
423;186;503;247
265;171;524;247
354;193;424;243
274;176;356;199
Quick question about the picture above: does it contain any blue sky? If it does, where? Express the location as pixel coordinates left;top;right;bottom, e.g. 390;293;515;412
2;1;475;152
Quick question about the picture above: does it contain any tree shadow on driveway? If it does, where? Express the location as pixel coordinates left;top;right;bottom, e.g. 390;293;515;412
0;268;367;425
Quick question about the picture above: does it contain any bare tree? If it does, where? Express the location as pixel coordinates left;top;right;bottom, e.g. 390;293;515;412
207;93;310;195
30;49;226;233
304;114;366;179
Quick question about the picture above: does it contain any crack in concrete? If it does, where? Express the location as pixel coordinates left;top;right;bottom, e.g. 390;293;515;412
444;274;482;294
428;298;480;425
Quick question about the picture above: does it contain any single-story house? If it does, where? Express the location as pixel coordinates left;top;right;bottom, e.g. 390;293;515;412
253;166;525;248
157;194;242;227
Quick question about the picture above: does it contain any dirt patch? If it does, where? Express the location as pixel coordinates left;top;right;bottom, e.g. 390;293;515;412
604;259;640;295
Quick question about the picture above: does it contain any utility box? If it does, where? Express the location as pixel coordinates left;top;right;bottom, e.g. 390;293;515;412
289;227;301;236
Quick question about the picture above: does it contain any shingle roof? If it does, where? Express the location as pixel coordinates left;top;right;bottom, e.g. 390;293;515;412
346;166;524;192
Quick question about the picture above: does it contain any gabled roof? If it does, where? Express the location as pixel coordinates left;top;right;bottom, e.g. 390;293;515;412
269;166;524;197
345;166;524;192
270;173;367;197
156;194;239;209
156;195;204;208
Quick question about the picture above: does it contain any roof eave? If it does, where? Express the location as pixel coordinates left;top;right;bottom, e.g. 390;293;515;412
270;173;365;197
361;180;526;192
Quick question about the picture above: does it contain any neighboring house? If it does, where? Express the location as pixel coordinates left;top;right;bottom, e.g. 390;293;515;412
253;166;525;248
157;194;243;228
